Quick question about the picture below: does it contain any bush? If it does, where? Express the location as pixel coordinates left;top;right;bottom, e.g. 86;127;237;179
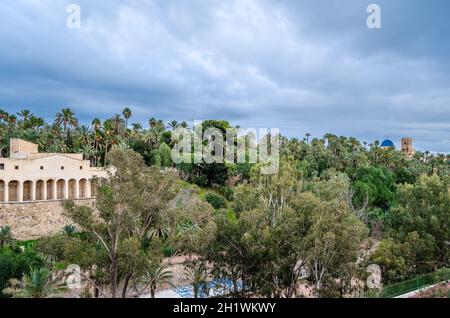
193;175;208;188
218;186;234;201
162;245;175;258
149;149;161;167
205;193;227;209
0;247;43;298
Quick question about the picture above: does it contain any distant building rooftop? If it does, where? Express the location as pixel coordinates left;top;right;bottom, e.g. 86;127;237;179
380;139;395;148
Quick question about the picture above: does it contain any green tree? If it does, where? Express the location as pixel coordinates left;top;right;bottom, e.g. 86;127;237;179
61;148;177;298
122;107;132;128
55;108;78;137
159;142;172;167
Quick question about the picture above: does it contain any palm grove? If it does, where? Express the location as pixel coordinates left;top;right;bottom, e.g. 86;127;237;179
0;107;449;298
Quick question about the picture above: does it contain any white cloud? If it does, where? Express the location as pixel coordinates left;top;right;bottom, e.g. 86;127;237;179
0;0;448;152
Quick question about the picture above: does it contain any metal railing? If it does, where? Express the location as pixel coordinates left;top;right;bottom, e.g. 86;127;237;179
381;268;450;298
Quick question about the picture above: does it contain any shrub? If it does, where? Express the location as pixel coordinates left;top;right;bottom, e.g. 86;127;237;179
193;175;208;188
162;245;175;258
0;247;43;298
205;193;227;209
218;186;234;201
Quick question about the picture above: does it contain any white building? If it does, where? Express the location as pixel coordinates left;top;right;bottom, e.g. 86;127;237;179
0;138;107;203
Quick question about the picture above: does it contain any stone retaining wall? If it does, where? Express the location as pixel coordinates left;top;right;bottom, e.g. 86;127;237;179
0;199;95;240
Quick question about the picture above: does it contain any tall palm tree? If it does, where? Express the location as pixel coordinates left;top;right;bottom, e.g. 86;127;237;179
92;118;101;131
112;114;125;136
305;133;311;144
29;116;45;130
55;108;78;137
148;117;157;129
17;109;33;128
167;120;179;131
131;123;142;131
122;107;132;128
76;125;92;145
91;118;102;166
80;144;96;164
179;121;188;129
103;119;115;164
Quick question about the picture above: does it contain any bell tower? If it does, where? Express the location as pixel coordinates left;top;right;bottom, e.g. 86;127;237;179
401;138;415;159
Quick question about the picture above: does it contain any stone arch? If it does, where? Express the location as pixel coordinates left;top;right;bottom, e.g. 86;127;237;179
57;179;65;200
46;179;55;200
79;179;88;198
0;180;4;202
68;179;77;199
36;180;45;200
8;180;19;202
90;179;98;197
23;180;33;201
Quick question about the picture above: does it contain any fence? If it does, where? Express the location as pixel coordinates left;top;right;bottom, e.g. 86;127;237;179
381;268;450;298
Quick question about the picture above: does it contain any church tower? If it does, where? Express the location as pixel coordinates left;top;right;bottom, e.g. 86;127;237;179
401;138;415;159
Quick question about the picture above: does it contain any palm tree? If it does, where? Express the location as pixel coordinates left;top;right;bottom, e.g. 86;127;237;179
184;262;209;298
91;118;102;166
140;264;174;298
112;114;125;136
130;123;142;140
29;116;45;130
180;121;188;129
103;119;115;164
0;225;14;248
3;267;55;298
131;123;142;131
75;125;92;145
122;107;132;128
305;133;311;144
17;109;33;128
91;118;101;131
167;120;179;131
0;109;8;121
145;119;166;149
149;117;157;129
55;108;78;137
80;144;95;165
148;225;171;240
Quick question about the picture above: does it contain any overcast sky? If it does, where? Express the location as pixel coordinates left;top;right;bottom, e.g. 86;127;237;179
0;0;449;153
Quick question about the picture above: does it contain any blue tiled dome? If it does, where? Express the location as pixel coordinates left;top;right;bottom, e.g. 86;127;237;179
380;139;395;148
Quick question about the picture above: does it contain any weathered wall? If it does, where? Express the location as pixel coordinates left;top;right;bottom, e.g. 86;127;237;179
0;199;95;240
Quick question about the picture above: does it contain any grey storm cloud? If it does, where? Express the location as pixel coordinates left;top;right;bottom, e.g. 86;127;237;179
0;0;449;152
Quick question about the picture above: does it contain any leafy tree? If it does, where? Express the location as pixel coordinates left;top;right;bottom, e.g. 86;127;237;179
381;174;450;279
60;148;177;297
352;166;396;212
159;142;172;167
0;247;43;298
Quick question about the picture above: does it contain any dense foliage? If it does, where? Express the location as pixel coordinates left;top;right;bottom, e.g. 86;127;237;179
0;239;44;298
1;107;449;297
